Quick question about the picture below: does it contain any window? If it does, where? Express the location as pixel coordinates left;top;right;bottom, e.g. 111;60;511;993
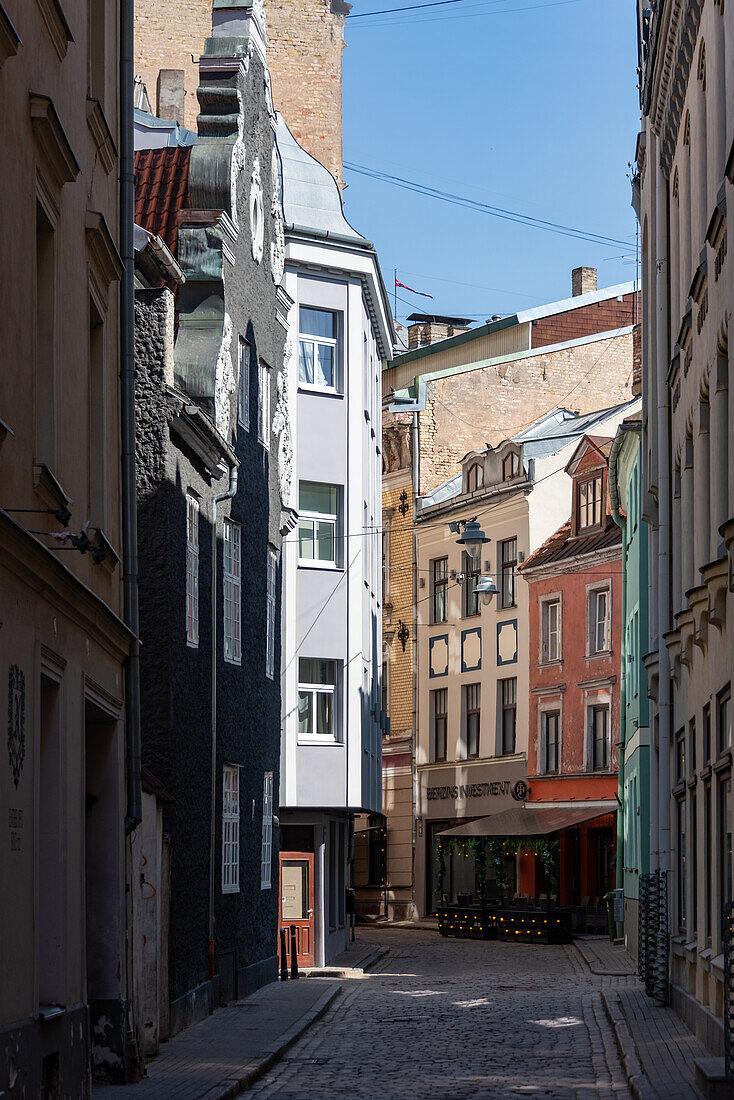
542;710;560;774
35;200;57;468
88;0;106;105
578;475;603;529
222;765;240;893
541;598;561;663
689;718;697;775
88;295;106;527
500;678;517;755
677;797;687;930
720;777;732;939
465;683;480;758
499;538;517;609
467;462;483;492
298;658;337;740
238;338;251;429
588;586;610;654
718;685;731;755
223;521;241;663
590;705;609;770
186;493;199;646
298;482;338;566
705;779;712;942
266;548;277;679
676;728;686;784
432;688;448;761
704;703;712;762
261;772;273;889
298;306;337;390
258;360;271;448
462;550;480;617
432;557;448;623
502;452;520;481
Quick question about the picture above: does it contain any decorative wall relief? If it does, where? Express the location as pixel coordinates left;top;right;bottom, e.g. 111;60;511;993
270;146;285;285
273;336;294;508
429;634;449;678
461;627;481;673
250;157;264;264
214;312;237;439
497;619;518;666
7;664;25;788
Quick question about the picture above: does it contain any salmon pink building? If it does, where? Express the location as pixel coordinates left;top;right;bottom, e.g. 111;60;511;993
518;435;623;910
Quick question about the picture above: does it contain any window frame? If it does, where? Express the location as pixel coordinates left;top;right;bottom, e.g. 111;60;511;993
266;547;277;680
432;687;448;762
462;549;481;618
238;336;251;430
432;556;449;624
298;306;339;393
186;492;200;647
499;537;517;610
221;765;240;894
298;481;339;569
465;682;481;759
466;461;484;493
589;703;610;771
540;595;561;664
502;451;520;481
500;677;517;755
261;771;273;890
577;473;603;530
587;583;611;656
297;658;339;742
223;519;242;665
718;685;731;756
541;708;561;775
258;359;271;449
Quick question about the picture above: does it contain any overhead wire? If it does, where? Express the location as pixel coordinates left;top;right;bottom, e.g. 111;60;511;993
350;0;585;24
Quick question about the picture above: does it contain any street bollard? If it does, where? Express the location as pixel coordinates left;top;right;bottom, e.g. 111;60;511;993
290;925;299;979
279;928;288;981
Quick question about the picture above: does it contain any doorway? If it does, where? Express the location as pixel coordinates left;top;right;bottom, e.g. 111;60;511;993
279;852;315;967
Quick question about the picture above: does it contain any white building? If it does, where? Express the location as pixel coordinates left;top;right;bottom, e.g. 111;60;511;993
277;118;394;966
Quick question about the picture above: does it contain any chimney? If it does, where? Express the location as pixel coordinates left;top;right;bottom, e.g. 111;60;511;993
407;315;473;350
572;266;597;297
157;69;185;126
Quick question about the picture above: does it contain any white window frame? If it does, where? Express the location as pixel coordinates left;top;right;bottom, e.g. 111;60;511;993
578;473;603;529
540;594;562;664
298;482;339;569
238;337;251;430
298;306;339;393
298;658;339;742
258;360;271;449
261;771;273;889
538;703;562;775
587;582;611;655
223;520;241;664
266;547;276;680
584;690;612;772
221;765;240;893
186;493;199;647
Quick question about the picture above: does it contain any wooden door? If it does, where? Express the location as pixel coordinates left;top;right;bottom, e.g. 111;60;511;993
279;852;315;967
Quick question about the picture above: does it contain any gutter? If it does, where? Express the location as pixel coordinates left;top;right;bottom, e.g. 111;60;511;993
609;427;629;898
120;0;140;836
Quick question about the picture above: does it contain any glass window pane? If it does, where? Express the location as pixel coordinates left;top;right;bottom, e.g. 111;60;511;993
298;519;315;560
317;343;334;388
300;307;336;339
299;340;314;384
299;658;336;686
298;691;312;734
300;482;338;515
317;691;333;735
315;519;335;562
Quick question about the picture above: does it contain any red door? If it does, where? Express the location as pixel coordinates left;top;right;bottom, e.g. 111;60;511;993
279;852;315;967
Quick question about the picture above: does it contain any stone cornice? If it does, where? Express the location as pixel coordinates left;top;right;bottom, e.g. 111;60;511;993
36;0;72;61
644;0;703;176
0;2;20;67
86;99;117;175
30;93;80;188
86;211;124;289
0;510;133;662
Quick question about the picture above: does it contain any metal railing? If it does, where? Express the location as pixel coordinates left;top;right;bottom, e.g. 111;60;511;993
723;900;734;1080
638;870;669;1003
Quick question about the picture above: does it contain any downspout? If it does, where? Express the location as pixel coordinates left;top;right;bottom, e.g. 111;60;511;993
411;410;419;918
610;432;627;900
120;0;140;836
657;170;671;881
208;466;238;981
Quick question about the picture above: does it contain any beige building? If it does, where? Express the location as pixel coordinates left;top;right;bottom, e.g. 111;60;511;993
411;403;637;915
636;0;734;1057
0;0;138;1094
133;0;348;185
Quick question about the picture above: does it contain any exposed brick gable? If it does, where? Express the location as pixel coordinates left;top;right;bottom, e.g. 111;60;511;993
531;292;638;349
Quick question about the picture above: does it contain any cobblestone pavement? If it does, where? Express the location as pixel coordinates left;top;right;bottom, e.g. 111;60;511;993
249;929;634;1099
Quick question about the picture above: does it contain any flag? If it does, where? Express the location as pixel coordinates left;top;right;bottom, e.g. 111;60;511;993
395;278;433;299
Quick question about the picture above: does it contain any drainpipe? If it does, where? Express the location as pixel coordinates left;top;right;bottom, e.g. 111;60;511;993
120;0;140;836
411;411;419;918
610;432;628;901
208;466;238;981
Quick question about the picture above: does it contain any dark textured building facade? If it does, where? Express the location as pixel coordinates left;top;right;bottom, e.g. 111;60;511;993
133;1;293;1042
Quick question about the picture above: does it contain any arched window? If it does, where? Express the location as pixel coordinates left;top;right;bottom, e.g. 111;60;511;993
466;462;483;493
502;452;519;481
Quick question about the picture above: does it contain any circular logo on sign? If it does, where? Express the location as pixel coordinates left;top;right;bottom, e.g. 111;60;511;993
511;779;528;802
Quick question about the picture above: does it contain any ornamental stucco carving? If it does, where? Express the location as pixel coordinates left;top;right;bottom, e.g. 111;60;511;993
215;312;237;439
273;336;294;507
270;146;285;285
250;157;264;264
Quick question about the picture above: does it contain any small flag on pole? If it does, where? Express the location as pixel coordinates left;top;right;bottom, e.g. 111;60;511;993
395;277;433;299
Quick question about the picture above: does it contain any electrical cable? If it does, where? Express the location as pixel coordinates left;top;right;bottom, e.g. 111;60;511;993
351;0;583;23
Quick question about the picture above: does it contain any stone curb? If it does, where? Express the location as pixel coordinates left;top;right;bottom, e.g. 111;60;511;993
301;944;389;978
601;989;658;1100
196;983;342;1100
574;941;636;977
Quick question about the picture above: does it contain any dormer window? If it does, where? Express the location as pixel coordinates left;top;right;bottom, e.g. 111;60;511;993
578;474;603;529
466;462;484;493
502;452;520;481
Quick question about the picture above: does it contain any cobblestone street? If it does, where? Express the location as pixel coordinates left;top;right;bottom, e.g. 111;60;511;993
250;929;634;1099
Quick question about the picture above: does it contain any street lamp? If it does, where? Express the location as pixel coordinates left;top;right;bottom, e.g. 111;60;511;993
453;517;490;553
475;575;498;606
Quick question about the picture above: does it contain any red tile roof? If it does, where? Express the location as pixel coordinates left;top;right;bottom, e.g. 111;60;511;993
521;516;621;572
134;147;191;257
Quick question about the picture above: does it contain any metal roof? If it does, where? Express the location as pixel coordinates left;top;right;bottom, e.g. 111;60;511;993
439;803;616;838
407;313;475;325
276;114;369;246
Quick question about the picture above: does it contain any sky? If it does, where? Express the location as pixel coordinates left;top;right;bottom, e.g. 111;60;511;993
340;0;641;327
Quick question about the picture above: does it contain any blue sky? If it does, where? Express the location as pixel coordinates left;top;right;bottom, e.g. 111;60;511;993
341;0;640;326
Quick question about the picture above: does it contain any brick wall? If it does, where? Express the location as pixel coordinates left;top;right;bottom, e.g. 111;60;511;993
530;291;638;350
134;0;347;187
383;472;414;740
418;329;635;493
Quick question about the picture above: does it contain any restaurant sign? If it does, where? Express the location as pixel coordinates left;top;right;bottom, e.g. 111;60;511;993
419;759;527;819
428;781;513;801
